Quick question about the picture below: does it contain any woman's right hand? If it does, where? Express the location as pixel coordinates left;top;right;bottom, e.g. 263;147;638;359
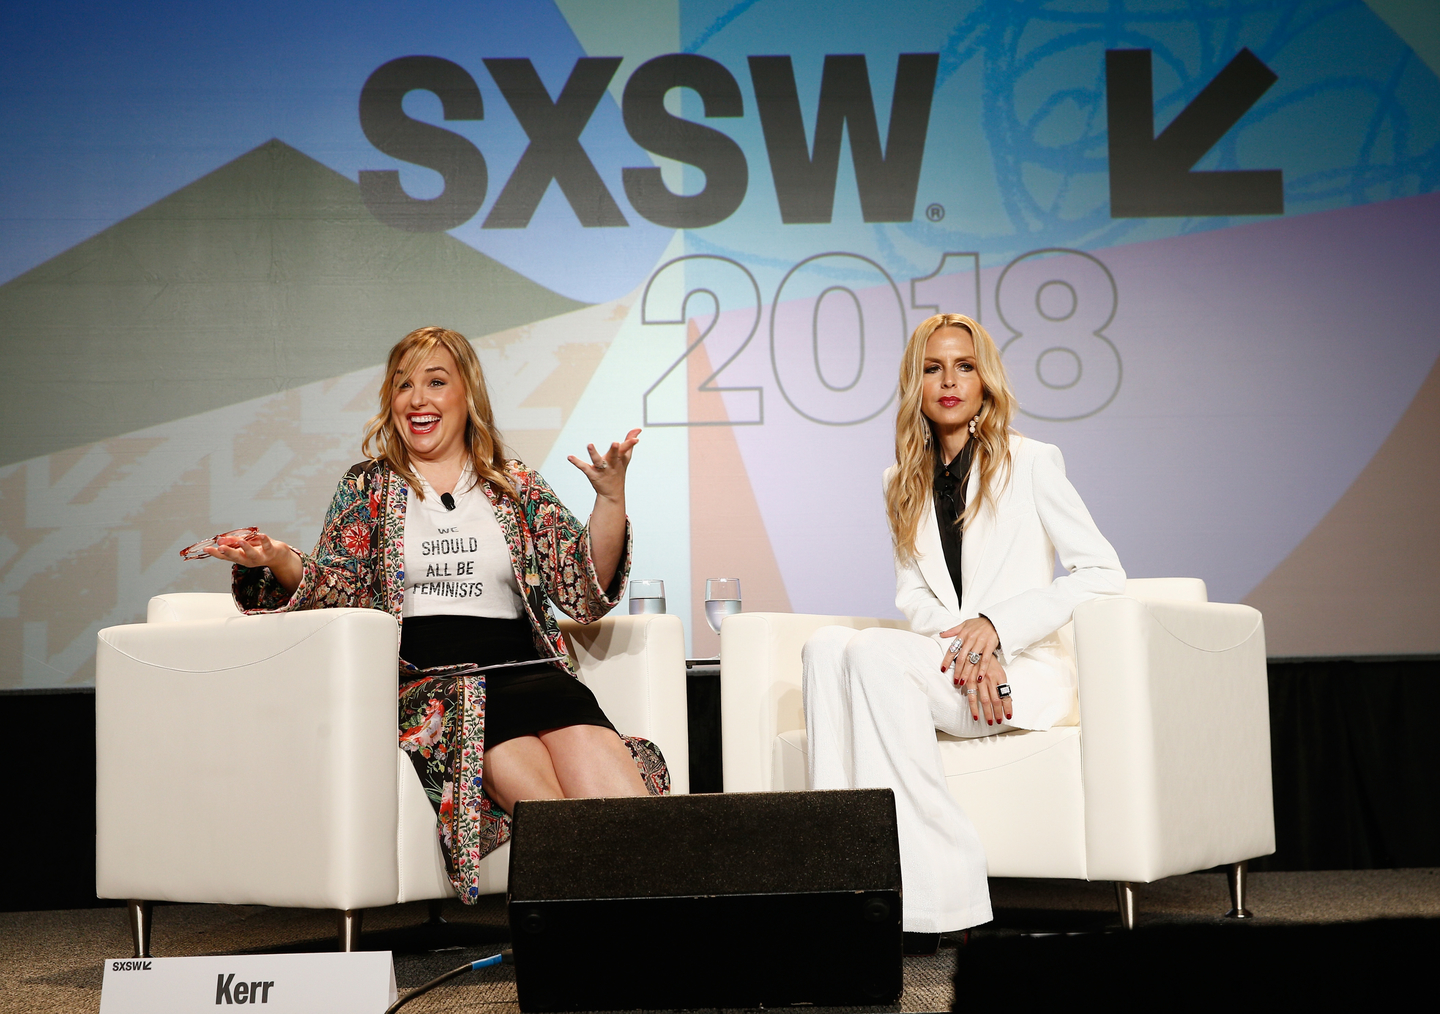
204;530;302;592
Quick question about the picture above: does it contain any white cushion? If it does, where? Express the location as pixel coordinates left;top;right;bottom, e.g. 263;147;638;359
938;728;1087;879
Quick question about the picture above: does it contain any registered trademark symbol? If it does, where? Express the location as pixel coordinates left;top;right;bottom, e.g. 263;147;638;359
926;203;945;222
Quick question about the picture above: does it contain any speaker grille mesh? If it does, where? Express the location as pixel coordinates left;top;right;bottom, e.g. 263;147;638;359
508;789;900;900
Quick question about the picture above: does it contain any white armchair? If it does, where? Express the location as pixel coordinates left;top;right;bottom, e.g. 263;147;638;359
719;579;1274;927
96;593;689;956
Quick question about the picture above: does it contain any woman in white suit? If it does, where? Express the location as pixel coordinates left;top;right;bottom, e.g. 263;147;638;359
802;313;1124;950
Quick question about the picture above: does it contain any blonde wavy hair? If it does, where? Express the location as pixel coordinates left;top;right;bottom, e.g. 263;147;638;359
886;313;1016;562
362;326;516;502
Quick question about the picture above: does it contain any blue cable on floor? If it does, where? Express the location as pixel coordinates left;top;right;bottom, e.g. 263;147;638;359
383;949;512;1013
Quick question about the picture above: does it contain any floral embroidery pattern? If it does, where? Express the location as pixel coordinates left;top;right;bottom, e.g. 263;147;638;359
340;521;372;559
234;458;660;902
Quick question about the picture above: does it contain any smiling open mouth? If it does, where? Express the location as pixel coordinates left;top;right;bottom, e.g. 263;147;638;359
408;414;440;433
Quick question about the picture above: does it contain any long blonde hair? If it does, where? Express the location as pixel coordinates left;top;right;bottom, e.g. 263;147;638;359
886;313;1016;562
362;326;517;502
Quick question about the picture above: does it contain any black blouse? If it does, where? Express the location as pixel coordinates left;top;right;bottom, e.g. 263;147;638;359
933;441;974;604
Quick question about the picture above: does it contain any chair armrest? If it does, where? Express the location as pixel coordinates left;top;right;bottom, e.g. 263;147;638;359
95;608;401;910
560;613;690;794
719;613;908;793
147;592;242;623
1073;596;1274;881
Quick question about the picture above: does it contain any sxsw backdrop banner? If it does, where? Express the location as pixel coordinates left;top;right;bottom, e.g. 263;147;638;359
2;1;1438;687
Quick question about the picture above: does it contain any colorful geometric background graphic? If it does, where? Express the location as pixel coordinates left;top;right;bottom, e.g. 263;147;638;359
2;0;1437;686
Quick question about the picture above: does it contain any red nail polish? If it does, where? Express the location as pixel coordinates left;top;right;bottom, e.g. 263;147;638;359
987;720;993;725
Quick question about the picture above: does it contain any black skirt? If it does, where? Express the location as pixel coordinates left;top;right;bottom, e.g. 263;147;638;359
400;614;616;749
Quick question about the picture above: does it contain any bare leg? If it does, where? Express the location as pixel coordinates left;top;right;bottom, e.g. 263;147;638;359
482;735;565;814
483;726;648;813
540;725;649;798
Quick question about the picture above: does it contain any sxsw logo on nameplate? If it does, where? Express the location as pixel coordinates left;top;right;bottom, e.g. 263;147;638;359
99;952;397;1013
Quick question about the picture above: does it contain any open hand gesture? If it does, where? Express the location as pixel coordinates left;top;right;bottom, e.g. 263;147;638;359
568;429;640;501
201;529;290;571
200;529;302;593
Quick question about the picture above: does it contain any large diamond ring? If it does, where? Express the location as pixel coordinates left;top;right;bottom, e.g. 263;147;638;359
996;683;1012;698
947;637;963;655
966;651;982;665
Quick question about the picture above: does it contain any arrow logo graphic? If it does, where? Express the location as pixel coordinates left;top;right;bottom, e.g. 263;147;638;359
1107;48;1283;218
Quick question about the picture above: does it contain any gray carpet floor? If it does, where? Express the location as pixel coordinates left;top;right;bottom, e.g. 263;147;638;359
3;869;1437;1013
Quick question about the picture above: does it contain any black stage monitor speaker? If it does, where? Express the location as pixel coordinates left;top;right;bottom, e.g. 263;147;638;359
507;789;902;1012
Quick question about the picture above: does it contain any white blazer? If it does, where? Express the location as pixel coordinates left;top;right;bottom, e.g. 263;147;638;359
888;434;1125;730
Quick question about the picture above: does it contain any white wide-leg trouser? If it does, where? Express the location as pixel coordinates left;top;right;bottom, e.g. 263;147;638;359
803;625;1006;933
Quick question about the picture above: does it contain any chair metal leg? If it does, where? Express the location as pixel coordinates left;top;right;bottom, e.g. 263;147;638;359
127;900;153;958
1225;860;1253;919
426;899;447;925
337;909;364;952
1114;882;1136;930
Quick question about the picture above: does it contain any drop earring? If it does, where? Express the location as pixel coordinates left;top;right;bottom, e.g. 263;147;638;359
968;415;978;436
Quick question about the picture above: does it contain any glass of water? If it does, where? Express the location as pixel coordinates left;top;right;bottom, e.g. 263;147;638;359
704;578;741;635
629;579;666;615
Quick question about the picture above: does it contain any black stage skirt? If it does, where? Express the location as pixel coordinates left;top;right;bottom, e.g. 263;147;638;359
400;614;616;749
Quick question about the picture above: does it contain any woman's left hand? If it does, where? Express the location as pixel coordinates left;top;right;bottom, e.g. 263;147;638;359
571;430;639;593
569;428;640;500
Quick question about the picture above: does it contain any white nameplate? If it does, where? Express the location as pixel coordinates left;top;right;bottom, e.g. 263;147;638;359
99;951;397;1013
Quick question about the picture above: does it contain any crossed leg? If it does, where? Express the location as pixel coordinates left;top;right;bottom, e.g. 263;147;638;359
482;724;649;814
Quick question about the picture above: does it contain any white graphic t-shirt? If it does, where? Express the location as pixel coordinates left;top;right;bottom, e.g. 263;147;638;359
402;468;524;620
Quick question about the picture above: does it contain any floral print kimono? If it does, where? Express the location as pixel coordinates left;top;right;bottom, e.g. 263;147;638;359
233;459;669;901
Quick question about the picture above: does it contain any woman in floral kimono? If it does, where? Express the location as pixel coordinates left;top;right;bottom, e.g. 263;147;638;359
202;325;667;901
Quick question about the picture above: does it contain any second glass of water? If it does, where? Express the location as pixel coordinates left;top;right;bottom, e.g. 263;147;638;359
629;579;666;615
705;578;741;634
